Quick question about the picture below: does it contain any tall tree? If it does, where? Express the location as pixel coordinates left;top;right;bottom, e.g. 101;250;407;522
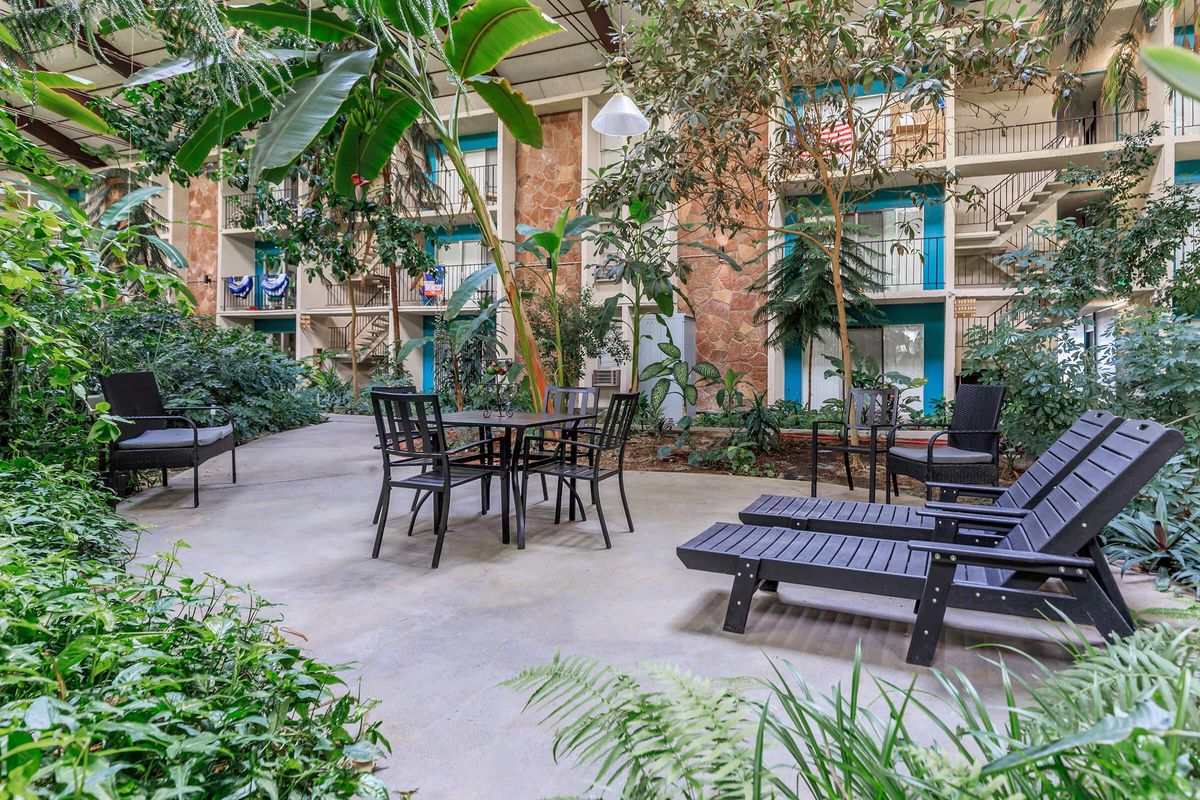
587;0;1060;410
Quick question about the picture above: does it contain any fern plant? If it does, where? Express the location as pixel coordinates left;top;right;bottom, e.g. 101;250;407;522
503;654;762;799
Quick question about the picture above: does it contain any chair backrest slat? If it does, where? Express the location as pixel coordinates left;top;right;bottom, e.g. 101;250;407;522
371;388;445;467
544;386;600;433
948;384;1005;453
846;388;900;432
100;371;167;441
598;392;639;449
994;410;1123;510
991;419;1183;586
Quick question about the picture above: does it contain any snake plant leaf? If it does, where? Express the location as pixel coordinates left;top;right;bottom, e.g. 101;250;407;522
125;49;313;87
445;0;561;79
249;49;376;183
467;75;542;147
446;263;498;320
333;89;422;197
14;80;112;135
99;186;163;229
1142;45;1200;101
225;3;358;43
379;0;465;38
175;59;320;174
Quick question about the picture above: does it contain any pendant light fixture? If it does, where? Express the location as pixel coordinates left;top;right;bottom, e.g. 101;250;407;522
591;3;649;137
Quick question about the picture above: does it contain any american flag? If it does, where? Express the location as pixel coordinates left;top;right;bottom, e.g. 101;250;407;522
820;121;855;153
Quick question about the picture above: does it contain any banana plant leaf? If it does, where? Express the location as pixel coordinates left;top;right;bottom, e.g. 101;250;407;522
467;75;542;146
176;59;320;174
98;186;163;230
446;264;499;320
379;0;466;38
333;89;422;197
14;80;112;135
26;71;94;90
224;3;358;43
1142;45;1200;102
444;0;561;78
124;49;313;87
249;48;376;182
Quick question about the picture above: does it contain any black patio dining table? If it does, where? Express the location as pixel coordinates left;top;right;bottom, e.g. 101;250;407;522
441;409;598;549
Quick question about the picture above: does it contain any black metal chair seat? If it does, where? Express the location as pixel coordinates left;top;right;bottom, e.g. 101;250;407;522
393;464;496;490
529;461;618;482
888;444;993;464
116;423;234;450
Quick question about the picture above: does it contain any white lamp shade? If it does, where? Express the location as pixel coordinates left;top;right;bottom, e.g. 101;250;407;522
592;93;650;137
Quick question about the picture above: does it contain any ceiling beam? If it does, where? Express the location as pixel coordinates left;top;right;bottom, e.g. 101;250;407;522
583;2;618;53
80;34;145;79
10;109;106;168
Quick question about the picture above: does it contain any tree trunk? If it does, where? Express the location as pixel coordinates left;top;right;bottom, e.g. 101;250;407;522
829;217;857;446
440;144;547;411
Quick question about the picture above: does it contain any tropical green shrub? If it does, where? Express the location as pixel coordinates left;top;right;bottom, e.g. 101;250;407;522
0;459;390;798
509;625;1200;799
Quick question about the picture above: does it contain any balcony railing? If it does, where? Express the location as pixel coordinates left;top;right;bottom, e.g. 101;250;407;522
396;263;499;306
854;236;944;291
223;184;300;230
786;108;945;168
956;109;1148;158
422;164;498;209
221;274;296;311
325;281;390;308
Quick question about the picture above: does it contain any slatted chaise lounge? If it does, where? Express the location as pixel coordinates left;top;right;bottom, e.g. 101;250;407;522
677;418;1182;665
740;410;1123;545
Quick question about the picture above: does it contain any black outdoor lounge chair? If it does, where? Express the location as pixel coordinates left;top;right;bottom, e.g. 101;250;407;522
677;418;1183;665
100;371;236;507
886;383;1006;502
742;410;1124;544
370;389;505;568
810;387;900;503
520;392;639;548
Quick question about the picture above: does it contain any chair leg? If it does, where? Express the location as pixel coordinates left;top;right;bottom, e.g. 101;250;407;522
520;468;531;544
192;464;199;508
161;467;169;488
480;475;490;515
905;559;956;666
618;470;634;532
1086;541;1135;628
843;449;854;492
373;479;387;525
1073;572;1136;640
431;490;451;569
541;473;548;502
372;486;391;558
408;490;432;537
723;558;762;634
554;478;564;525
569;478;579;521
501;470;511;545
592;480;611;549
810;440;818;498
231;445;237;483
572;481;587;521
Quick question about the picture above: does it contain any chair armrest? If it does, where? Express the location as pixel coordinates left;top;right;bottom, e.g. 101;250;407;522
524;434;605;456
907;540;1093;574
165;404;235;425
924;501;1028;518
112;414;199;447
444;436;505;456
926;482;1006;499
914;508;1024;530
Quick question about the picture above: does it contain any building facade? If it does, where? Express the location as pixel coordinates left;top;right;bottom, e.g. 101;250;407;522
169;6;1188;413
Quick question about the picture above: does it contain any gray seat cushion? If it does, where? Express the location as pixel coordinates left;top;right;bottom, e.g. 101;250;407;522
117;423;234;450
889;444;992;464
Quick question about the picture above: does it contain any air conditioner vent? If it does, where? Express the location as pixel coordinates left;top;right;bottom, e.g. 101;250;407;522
591;368;621;388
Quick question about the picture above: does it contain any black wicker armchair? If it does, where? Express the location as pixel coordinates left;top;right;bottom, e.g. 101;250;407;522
99;371;236;507
885;384;1005;502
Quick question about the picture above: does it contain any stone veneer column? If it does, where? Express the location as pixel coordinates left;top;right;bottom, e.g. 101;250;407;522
187;176;219;317
514;110;583;293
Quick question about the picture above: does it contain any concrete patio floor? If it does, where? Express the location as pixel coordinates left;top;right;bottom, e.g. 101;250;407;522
121;415;1169;798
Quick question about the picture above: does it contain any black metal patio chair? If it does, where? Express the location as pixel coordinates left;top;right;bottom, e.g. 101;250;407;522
678;418;1183;665
520;392;638;548
371;389;507;568
810;387;899;503
525;385;600;518
99;371;236;507
885;383;1006;502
